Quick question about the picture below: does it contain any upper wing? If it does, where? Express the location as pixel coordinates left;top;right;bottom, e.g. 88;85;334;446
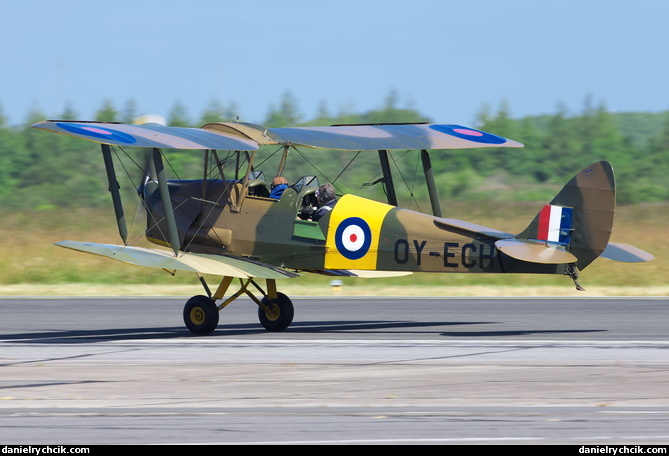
31;121;258;151
267;123;524;150
33;120;522;151
56;240;298;279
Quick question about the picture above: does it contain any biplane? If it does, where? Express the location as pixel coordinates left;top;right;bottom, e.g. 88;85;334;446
32;119;654;334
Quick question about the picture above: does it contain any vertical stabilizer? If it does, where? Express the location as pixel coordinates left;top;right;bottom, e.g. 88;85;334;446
518;161;616;270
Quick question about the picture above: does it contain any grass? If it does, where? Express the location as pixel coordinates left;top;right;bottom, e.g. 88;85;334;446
1;202;666;297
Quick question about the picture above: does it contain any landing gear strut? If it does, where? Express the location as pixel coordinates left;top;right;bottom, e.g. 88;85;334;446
182;276;294;335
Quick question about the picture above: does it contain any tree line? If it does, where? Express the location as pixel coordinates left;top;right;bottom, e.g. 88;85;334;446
1;91;668;210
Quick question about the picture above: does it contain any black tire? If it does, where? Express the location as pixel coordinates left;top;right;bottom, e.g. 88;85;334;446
183;295;219;335
258;292;294;332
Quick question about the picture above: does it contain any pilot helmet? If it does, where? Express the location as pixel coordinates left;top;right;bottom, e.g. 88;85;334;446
317;183;335;204
271;176;288;189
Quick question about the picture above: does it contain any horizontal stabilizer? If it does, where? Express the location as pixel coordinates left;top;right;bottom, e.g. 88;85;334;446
495;239;578;264
32;121;258;150
600;242;654;263
434;218;515;240
56;240;298;279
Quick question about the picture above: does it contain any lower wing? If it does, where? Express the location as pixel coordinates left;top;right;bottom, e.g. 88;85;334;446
56;240;298;279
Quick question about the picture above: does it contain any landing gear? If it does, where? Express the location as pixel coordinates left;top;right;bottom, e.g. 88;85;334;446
258;292;294;332
183;295;219;335
182;276;294;335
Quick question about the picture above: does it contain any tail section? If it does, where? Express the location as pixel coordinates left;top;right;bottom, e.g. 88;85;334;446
518;161;615;270
518;161;653;270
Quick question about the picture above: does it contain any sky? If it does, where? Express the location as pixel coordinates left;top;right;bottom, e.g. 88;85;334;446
3;0;668;128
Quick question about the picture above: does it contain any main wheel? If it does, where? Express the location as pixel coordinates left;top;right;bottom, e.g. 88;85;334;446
183;295;219;335
258;292;294;332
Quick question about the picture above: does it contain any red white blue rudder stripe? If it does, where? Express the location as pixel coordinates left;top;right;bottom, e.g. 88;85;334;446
537;205;573;244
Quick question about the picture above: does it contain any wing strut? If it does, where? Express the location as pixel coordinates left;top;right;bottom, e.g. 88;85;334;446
152;148;181;256
378;150;398;206
100;144;128;245
421;149;442;217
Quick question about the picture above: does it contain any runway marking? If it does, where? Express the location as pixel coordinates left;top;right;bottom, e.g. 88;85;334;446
91;339;669;346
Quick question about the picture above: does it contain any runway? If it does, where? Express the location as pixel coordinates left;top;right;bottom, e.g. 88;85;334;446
1;296;668;444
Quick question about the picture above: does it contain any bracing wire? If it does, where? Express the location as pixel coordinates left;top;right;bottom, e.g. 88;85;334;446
332;150;361;185
388;150;422;213
291;147;362;196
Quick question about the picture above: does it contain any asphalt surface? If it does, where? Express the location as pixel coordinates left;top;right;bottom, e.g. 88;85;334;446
1;295;668;445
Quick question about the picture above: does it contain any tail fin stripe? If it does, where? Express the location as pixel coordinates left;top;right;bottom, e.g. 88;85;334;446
537;205;553;241
537;205;573;244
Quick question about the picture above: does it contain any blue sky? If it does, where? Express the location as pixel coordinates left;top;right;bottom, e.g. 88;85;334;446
3;0;668;128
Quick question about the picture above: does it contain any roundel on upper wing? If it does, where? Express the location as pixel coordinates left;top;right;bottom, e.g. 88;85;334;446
429;124;507;145
335;217;372;260
57;122;137;144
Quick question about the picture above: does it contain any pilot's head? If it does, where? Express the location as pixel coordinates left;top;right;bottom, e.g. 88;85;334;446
271;176;288;189
317;183;335;204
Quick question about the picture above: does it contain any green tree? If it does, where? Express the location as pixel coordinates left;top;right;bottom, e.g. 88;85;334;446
120;99;139;123
0;102;7;126
264;91;301;127
539;103;582;181
473;100;518;175
303;100;334;126
58;102;79;120
94;100;119;122
510;117;544;178
167;100;191;127
361;90;427;124
0;107;19;201
576;97;625;163
631;114;669;202
198;98;238;125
